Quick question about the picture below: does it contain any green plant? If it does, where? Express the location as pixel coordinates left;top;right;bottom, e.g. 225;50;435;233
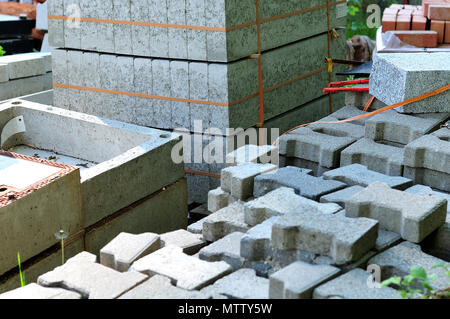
381;263;450;299
17;252;26;287
55;229;68;265
0;45;5;57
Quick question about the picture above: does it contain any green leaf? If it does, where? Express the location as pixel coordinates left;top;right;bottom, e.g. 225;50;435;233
421;282;434;292
432;263;445;269
381;277;402;287
410;266;427;280
402;275;415;286
0;45;5;57
398;290;408;299
428;274;437;282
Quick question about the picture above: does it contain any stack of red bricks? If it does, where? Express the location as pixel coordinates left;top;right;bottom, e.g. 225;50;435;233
382;1;450;48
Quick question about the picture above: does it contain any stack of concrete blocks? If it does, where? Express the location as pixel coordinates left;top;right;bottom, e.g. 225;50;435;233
0;53;52;102
6;160;450;299
47;0;348;203
0;99;188;293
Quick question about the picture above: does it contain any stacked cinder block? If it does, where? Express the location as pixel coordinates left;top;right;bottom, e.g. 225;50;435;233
47;0;348;203
0;53;52;101
0;99;188;293
381;1;450;47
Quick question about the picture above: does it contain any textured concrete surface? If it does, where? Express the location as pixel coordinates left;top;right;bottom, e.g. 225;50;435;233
368;242;449;290
100;232;161;272
0;283;81;300
340;138;405;176
131;246;233;290
201;269;269;299
323;164;413;190
269;262;340;299
365;110;449;145
320;186;365;207
119;275;209;299
161;229;206;255
254;166;346;201
370;52;450;113
38;252;148;299
346;182;447;243
240;217;280;262
208;187;234;213
279;127;357;168
244;187;342;226
271;212;379;264
313;269;401;299
199;232;245;270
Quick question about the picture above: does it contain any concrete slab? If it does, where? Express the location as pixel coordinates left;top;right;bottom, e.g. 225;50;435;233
313;269;401;299
368;242;449;290
0;283;81;299
161;229;206;255
100;232;161;272
0;52;47;80
271;212;379;265
370;53;450;113
253;166;347;201
38;252;148;299
131;246;233;290
346;182;447;243
244;187;343;226
119;275;209;299
340;138;405;176
199;232;245;270
323;164;413;190
269;262;340;299
200;269;269;299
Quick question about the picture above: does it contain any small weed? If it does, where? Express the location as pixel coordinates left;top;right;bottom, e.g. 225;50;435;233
17;252;26;287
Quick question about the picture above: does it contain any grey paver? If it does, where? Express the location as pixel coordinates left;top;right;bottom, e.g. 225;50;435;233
199;232;245;270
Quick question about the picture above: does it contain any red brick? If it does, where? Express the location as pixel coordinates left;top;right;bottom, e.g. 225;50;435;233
412;15;428;30
428;4;450;20
384;8;399;16
445;21;450;43
382;15;397;32
422;0;450;16
431;20;445;43
398;9;414;16
412;9;425;16
396;15;412;30
392;30;438;48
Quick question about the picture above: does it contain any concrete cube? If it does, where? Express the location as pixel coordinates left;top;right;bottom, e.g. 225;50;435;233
370;53;450;113
346;182;447;243
208;187;233;213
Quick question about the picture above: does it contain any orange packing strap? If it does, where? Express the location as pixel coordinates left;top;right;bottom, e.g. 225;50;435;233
185;169;221;179
278;84;450;140
363;96;376;112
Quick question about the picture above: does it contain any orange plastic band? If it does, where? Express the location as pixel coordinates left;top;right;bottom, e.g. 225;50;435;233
363;95;376;112
185;169;221;179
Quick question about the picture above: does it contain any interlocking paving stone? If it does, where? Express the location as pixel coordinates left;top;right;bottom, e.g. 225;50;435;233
161;229;207;255
320;186;365;207
0;284;81;299
199;232;245;270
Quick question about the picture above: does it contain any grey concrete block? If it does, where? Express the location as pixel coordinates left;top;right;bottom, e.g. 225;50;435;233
254;166;347;201
168;0;188;59
80;0;98;51
240;217;280;262
340;138;405;177
245;187;342;226
97;0;114;52
320;186;365;207
365;110;449;145
0;73;53;102
202;202;250;242
186;0;207;61
0;64;8;83
279;127;357;168
405;185;450;214
0;53;46;80
131;0;150;56
221;163;278;200
132;57;154;127
313;269;401;299
205;0;227;62
189;62;209;131
199;232;245;270
161;229;206;255
226;145;278;167
281;156;331;177
346;182;447;243
38;252;148;299
152;59;172;129
368;242;449;290
0;283;81;300
47;0;65;47
100;232;161;272
208;187;233;213
308;115;366;139
149;0;169;58
201;269;269;299
404;167;450;193
187;218;204;234
323;164;413;190
119;275;209;299
112;0;132;55
269;262;340;299
63;0;81;49
131;246;233;290
375;229;402;252
370;53;450;114
271;212;379;265
404;134;450;175
330;106;369;126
